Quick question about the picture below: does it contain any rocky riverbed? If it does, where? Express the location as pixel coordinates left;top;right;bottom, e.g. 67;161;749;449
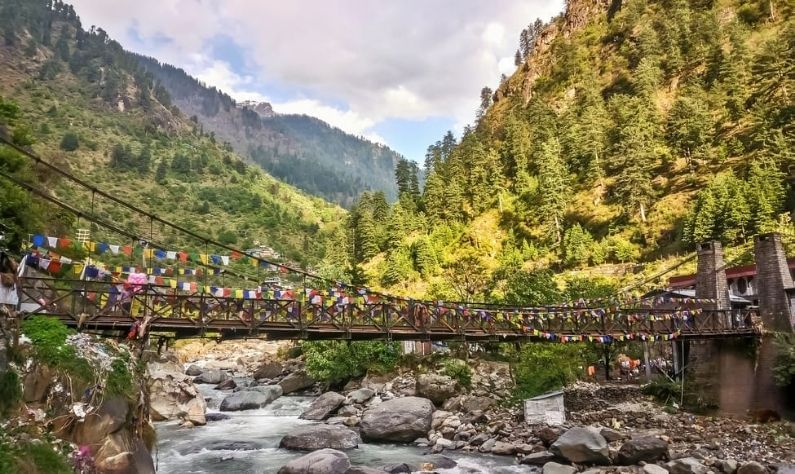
151;341;795;473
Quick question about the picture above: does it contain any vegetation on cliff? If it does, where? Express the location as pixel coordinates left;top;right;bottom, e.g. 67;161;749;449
0;0;346;271
347;0;794;300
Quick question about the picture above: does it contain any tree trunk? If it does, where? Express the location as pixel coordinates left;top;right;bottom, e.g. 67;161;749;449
639;202;647;223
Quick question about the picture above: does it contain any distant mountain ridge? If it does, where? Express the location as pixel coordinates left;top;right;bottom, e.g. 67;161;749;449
135;55;401;207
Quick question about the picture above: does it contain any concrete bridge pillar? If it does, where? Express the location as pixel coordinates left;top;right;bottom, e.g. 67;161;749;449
754;233;795;332
694;240;730;311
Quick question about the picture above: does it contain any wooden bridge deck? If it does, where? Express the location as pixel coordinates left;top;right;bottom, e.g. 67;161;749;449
18;276;760;342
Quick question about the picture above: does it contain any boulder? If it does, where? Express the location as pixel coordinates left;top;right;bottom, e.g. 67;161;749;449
720;459;739;474
22;365;52;403
300;392;346;420
550;427;610;465
538;426;562;447
737;462;766;474
479;438;496;453
205;413;231;422
71;397;129;446
280;424;361;451
185;364;203;376
215;379;237;390
346;467;383;474
93;432;155;474
279;370;316;394
616;437;669;465
348;388;375;404
360;396;434;442
666;457;709;474
644;465;670;474
520;451;557;466
193;369;228;384
599;427;625;443
254;360;284;380
148;362;207;425
460;396;495;413
278;448;351;474
543;462;577;474
220;386;282;411
416;374;457;405
491;441;516;455
381;463;411;473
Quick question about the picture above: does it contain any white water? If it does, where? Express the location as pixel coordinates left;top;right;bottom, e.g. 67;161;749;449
155;382;535;473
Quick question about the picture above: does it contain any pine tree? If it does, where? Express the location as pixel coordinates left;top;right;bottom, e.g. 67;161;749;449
607;94;663;221
667;90;713;166
155;159;167;184
537;138;570;242
562;224;594;267
746;159;785;233
422;170;447;223
501;115;531;180
137;144;151;173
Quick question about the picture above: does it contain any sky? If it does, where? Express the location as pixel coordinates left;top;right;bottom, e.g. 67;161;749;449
70;0;565;162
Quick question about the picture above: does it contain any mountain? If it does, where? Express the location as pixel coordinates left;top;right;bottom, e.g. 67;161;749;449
134;55;402;207
346;0;794;300
0;0;347;273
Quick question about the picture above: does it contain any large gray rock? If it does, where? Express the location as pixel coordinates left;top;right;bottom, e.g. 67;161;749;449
220;386;283;411
147;361;207;425
185;364;203;376
737;462;766;474
254;360;284;380
416;374;457;405
520;451;556;466
616;437;669;465
280;424;361;451
278;448;351;474
346;467;383;474
666;457;709;474
644;465;669;474
193;368;228;384
301;392;346;420
279;370;316;394
348;388;375;404
360;396;434;442
550;427;610;465
543;462;577;474
461;396;495;413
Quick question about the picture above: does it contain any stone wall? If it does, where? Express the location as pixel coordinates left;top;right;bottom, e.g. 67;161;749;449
754;233;795;332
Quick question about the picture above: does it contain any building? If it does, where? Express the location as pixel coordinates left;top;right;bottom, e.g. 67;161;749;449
668;257;795;305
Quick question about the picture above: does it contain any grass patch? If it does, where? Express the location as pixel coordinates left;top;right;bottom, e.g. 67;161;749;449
105;357;134;398
20;316;93;382
0;429;71;474
441;359;472;388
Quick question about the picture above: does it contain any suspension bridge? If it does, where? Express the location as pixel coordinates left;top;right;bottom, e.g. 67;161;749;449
0;136;769;343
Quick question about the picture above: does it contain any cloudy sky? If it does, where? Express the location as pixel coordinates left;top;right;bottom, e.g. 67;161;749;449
70;0;564;161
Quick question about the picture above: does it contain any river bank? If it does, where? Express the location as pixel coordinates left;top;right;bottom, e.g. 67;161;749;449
151;340;795;473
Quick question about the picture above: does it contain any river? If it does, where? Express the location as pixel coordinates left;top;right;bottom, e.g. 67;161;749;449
154;380;535;473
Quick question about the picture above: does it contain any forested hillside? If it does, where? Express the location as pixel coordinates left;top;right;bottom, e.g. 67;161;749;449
0;0;346;270
135;55;402;207
347;0;794;301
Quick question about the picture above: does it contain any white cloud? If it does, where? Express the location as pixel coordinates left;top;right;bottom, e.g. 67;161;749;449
71;0;565;146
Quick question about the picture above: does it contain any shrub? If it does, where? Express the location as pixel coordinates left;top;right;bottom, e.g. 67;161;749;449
513;343;583;398
105;357;133;398
303;341;400;383
59;131;79;151
441;359;472;388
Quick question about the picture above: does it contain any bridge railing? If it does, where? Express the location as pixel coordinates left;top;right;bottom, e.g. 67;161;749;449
16;276;758;339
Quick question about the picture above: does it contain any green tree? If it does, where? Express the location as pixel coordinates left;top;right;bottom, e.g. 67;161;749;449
154;159;168;183
503;270;562;306
562;224;594;267
537;138;570;241
302;341;400;384
59;131;79;151
667;92;714;165
607;95;663;221
746;159;786;233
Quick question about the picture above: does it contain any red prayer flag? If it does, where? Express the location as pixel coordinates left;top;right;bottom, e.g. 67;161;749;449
58;238;71;249
231;251;242;260
122;245;133;256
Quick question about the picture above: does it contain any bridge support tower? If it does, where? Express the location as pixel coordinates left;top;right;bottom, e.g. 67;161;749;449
685;236;793;417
